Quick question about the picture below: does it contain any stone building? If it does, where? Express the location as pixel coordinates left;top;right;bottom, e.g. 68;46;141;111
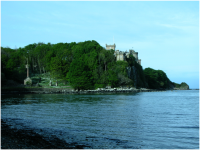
106;43;116;50
106;44;141;65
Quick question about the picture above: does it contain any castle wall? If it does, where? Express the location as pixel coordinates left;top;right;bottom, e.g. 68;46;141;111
106;46;115;50
106;44;141;65
106;44;116;50
133;52;138;61
119;54;124;61
116;54;125;61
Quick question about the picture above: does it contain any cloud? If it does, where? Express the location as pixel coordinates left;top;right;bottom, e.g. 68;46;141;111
156;23;198;34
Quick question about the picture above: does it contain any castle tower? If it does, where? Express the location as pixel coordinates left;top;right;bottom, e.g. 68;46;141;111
133;52;138;61
129;49;138;61
107;43;141;65
106;43;116;50
115;50;125;61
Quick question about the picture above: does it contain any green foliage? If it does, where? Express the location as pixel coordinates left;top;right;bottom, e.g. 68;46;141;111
125;53;147;88
126;54;136;66
68;57;93;90
116;61;128;76
180;82;188;87
173;82;181;88
6;59;16;70
134;62;146;88
67;41;100;89
173;82;189;89
25;80;32;85
107;69;118;87
144;67;172;89
1;40;177;90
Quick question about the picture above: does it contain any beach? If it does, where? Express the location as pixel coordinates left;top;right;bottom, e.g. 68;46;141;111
1;119;86;149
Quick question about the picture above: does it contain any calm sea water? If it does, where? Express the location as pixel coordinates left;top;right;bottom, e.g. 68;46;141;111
1;90;199;149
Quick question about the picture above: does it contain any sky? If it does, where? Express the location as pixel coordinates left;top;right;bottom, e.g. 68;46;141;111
1;1;199;89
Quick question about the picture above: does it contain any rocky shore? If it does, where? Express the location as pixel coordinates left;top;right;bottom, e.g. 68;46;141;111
1;87;167;94
1;119;88;149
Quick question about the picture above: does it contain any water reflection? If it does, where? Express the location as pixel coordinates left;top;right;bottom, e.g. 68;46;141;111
1;93;138;106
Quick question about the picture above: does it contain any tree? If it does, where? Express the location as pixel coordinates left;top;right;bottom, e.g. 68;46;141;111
144;67;171;89
50;57;62;80
68;57;93;90
127;54;136;66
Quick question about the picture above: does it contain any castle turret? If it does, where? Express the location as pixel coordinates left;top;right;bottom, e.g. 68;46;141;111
106;43;116;50
129;49;138;61
133;52;138;61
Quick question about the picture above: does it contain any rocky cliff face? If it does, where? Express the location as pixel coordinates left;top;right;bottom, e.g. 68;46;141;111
127;66;137;87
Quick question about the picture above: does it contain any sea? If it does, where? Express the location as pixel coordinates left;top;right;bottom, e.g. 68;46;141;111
1;90;199;149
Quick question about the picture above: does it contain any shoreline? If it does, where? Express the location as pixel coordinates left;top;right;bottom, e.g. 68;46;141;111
1;119;88;149
1;87;170;94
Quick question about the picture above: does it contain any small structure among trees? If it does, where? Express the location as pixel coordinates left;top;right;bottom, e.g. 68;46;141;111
24;58;32;85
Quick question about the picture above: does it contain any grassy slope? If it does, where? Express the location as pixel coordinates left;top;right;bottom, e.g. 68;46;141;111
2;72;73;89
31;73;73;89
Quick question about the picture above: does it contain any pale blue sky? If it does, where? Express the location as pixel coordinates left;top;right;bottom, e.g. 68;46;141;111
1;1;199;88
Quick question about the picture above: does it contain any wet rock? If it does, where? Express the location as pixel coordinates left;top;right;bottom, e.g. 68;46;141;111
1;119;88;149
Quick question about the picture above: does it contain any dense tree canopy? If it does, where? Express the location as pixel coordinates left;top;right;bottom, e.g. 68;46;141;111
143;67;173;89
1;40;175;90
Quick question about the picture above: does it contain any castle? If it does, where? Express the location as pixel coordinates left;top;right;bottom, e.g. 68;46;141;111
106;44;141;65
